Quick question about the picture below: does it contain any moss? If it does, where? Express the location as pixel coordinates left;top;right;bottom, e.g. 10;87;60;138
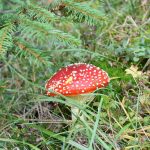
93;60;135;93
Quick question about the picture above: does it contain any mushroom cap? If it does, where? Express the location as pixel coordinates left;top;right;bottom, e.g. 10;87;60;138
45;63;109;96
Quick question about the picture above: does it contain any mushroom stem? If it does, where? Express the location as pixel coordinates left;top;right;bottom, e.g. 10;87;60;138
71;106;81;121
69;94;95;121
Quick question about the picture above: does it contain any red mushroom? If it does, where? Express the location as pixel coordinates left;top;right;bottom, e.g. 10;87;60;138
45;63;109;120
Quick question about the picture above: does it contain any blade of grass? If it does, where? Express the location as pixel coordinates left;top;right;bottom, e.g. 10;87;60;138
28;124;88;150
81;110;113;150
114;123;131;142
89;98;103;149
0;138;40;150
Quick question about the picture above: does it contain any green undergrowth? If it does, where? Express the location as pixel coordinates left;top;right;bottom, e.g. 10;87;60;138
1;57;149;149
0;52;149;150
0;0;149;149
94;59;135;92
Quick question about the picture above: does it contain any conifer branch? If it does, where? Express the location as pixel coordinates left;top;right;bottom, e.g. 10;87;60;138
63;0;106;25
26;4;59;23
0;0;106;60
0;24;15;54
0;10;16;14
48;0;63;9
18;17;81;47
15;39;52;66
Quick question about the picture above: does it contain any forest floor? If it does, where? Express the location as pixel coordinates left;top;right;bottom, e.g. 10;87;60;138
0;0;150;150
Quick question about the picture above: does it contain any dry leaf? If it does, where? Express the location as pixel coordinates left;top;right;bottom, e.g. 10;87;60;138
125;65;142;78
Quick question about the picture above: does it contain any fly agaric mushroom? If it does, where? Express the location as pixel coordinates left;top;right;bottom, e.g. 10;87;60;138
45;63;109;120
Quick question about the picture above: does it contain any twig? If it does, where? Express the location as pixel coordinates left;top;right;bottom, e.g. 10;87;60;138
142;58;150;71
0;10;16;14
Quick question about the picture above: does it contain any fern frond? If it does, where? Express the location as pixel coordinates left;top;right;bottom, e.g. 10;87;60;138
18;17;81;47
63;0;106;25
0;23;15;55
